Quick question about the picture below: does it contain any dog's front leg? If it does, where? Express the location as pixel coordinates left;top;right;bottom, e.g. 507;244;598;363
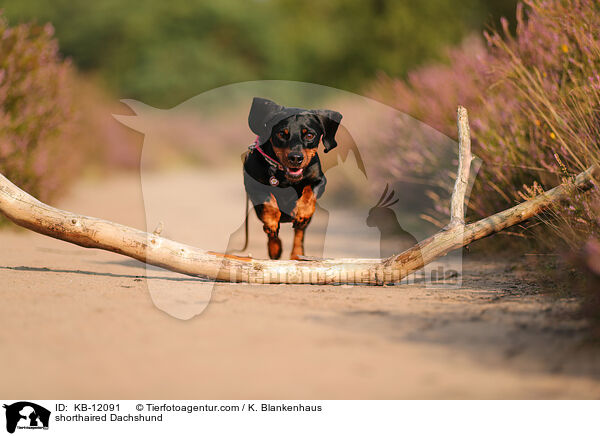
255;194;282;259
291;185;316;260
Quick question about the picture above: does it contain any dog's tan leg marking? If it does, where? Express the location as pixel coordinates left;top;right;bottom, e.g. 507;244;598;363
258;194;282;260
261;194;281;235
293;186;316;229
290;227;305;260
291;186;316;259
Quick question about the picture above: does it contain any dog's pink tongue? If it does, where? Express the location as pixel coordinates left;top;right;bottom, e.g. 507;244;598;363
288;168;303;176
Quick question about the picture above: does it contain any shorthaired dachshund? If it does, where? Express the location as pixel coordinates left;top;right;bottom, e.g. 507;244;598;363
242;97;342;260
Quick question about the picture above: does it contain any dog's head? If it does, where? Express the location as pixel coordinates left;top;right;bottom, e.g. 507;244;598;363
248;97;342;182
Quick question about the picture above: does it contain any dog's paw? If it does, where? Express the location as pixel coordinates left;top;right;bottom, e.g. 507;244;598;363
268;236;282;259
292;208;314;229
292;214;310;229
292;188;316;229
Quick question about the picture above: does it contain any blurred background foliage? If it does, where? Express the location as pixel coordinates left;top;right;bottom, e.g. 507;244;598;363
1;0;516;107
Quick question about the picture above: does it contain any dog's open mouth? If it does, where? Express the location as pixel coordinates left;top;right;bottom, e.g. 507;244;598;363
285;167;304;180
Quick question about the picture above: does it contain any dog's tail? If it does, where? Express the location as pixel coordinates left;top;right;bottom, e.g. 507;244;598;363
240;193;250;252
237;151;251;253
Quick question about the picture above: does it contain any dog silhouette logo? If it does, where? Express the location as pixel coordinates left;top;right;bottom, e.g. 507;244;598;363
3;402;50;434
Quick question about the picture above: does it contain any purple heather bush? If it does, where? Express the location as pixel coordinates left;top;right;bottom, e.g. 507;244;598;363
372;0;600;254
0;14;76;205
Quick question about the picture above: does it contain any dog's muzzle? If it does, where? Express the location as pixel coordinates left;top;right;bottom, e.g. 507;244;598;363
285;167;304;181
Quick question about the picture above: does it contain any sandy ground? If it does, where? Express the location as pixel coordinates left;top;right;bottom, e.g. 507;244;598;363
1;169;600;399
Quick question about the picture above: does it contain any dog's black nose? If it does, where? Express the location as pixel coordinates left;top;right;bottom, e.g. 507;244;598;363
287;152;304;166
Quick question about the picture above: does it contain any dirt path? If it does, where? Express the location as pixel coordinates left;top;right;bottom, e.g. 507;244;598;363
1;170;599;399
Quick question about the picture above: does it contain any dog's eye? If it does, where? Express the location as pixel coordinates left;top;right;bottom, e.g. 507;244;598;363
305;132;315;141
276;131;287;140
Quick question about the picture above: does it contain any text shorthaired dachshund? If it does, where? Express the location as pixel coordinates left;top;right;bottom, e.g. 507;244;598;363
242;97;342;260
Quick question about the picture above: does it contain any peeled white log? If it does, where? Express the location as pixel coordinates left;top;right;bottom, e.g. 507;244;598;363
0;107;596;284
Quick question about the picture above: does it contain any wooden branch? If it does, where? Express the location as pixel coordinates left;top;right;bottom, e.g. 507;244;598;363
384;165;598;278
0;107;597;285
449;106;473;227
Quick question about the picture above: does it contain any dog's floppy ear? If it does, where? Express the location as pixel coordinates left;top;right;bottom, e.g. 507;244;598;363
248;97;284;140
314;109;343;153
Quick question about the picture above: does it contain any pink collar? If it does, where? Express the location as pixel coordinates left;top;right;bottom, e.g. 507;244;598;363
250;137;284;171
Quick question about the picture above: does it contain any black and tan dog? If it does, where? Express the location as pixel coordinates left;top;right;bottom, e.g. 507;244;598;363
242;97;342;260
